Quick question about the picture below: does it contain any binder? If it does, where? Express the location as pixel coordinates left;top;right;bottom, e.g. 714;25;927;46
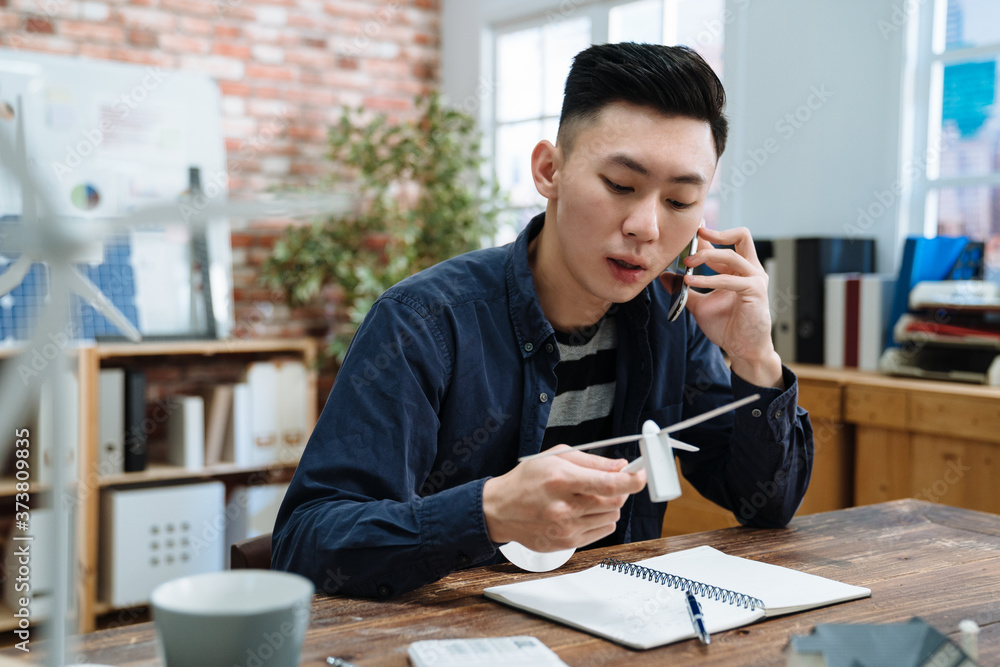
245;361;279;465
770;237;876;364
167;395;204;469
98;368;125;475
35;368;79;486
825;273;895;370
858;274;896;371
202;384;234;466
228;382;253;466
770;239;796;362
240;359;310;465
123;370;148;472
276;360;308;463
484;545;870;650
823;274;851;368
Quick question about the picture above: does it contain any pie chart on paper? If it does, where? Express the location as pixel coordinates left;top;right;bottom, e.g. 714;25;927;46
70;183;101;211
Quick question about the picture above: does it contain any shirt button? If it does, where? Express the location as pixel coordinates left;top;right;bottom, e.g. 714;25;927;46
457;554;471;566
539;393;549;403
524;342;534;352
545;343;554;353
775;409;783;418
751;408;762;418
377;584;391;598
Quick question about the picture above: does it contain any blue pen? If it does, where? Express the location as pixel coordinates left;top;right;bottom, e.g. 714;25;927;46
685;589;710;645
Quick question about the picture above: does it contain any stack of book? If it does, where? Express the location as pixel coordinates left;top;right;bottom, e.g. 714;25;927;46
165;358;311;469
100;358;311;475
880;280;1000;386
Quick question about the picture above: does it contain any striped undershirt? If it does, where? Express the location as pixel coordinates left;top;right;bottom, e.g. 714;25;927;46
541;317;617;449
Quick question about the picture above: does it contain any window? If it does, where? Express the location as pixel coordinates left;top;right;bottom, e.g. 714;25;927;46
493;16;591;242
490;0;725;244
921;0;1000;274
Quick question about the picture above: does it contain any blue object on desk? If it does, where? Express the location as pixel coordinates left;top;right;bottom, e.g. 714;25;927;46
885;236;971;350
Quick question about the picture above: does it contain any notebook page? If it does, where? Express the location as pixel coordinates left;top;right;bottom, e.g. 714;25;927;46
484;561;763;650
633;546;871;616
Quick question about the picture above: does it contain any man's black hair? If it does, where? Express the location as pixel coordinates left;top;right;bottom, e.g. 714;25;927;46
558;42;728;158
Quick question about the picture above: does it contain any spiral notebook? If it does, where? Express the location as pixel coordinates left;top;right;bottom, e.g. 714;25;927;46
483;545;871;650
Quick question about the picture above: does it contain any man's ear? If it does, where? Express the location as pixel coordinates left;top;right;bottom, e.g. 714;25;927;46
531;140;560;200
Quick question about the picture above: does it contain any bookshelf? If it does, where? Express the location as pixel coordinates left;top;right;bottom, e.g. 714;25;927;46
0;337;317;634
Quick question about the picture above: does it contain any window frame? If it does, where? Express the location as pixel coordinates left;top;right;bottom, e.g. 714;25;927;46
908;0;1000;240
484;0;725;238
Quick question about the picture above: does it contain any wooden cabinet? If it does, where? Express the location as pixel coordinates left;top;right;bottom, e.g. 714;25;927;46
842;372;1000;512
662;366;854;536
0;338;317;634
663;365;1000;538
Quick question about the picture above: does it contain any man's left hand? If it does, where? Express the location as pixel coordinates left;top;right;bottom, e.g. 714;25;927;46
664;226;783;389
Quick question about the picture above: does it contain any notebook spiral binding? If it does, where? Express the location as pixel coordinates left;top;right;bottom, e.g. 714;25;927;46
600;558;765;611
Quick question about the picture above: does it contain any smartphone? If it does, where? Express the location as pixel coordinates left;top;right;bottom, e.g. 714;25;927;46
662;231;699;322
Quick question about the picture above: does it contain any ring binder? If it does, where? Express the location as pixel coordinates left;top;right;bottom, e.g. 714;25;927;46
600;558;765;611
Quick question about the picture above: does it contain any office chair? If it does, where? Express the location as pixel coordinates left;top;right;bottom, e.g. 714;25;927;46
230;533;273;570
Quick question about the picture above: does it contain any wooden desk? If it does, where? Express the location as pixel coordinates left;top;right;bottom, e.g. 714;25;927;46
27;500;1000;666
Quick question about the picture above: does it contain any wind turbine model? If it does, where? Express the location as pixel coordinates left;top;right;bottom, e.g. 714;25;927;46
0;84;347;665
499;394;759;572
0;96;141;340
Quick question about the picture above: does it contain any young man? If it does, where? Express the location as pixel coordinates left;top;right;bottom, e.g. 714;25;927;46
272;43;814;598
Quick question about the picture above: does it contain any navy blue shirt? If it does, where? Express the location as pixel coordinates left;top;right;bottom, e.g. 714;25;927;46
272;213;814;598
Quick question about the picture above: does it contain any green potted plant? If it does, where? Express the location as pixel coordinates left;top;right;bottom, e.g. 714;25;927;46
262;93;503;367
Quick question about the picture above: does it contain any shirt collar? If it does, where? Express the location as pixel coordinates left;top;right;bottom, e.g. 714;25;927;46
505;212;653;358
506;213;554;359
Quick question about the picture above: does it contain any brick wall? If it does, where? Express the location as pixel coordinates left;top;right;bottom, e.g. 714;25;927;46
0;0;440;399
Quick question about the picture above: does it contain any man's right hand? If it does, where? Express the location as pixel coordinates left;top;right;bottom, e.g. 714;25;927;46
482;446;647;552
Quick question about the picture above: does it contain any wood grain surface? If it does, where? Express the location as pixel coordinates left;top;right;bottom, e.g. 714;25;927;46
13;500;999;666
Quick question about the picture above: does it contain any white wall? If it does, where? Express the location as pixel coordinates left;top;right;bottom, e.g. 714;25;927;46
439;0;485;118
442;0;917;273
721;0;912;273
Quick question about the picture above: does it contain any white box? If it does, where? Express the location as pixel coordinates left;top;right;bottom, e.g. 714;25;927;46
99;482;225;608
224;482;289;567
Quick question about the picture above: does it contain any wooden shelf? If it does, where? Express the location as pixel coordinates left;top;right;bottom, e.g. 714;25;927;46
0;346;26;360
0;480;26;498
97;461;298;488
0;603;30;633
3;336;320;635
95;337;317;360
93;600;148;617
